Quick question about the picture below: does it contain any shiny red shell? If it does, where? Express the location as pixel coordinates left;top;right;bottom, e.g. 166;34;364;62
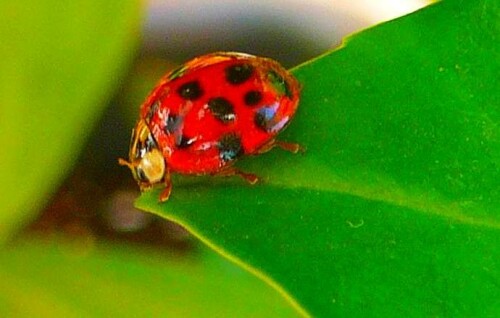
140;52;300;174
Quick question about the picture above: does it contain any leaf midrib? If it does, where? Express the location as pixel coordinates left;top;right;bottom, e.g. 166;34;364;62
263;179;500;229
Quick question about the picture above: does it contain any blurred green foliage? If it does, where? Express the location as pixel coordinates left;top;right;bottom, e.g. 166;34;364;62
138;0;500;316
0;1;141;242
0;239;299;317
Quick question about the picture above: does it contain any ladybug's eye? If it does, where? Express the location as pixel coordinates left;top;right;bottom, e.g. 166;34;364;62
136;168;147;182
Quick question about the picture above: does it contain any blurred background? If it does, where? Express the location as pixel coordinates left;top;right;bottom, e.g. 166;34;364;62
0;0;428;315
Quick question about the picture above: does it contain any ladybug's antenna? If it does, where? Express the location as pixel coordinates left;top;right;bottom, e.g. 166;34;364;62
118;158;135;169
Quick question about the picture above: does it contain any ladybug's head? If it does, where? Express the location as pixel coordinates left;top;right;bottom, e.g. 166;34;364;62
118;120;166;190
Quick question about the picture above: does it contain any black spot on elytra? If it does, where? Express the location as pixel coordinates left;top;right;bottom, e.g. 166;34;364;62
218;133;242;161
208;97;236;123
268;70;292;98
177;81;203;100
176;135;195;149
225;63;254;85
244;90;263;106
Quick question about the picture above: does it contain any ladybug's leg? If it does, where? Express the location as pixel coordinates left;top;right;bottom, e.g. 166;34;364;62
275;140;303;153
257;139;304;154
159;167;172;202
216;167;259;184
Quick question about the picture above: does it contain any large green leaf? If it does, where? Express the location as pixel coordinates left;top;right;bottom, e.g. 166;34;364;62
0;1;141;242
0;238;299;317
136;0;499;317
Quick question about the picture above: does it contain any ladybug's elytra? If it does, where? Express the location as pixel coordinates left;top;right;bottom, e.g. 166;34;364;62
119;52;301;201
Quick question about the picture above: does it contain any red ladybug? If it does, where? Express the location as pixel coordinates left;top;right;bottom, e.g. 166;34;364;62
119;52;301;201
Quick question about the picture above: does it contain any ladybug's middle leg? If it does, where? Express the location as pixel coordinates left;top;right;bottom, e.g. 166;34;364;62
215;167;259;185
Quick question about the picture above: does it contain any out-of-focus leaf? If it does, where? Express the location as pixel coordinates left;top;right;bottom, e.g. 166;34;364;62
0;238;299;317
0;1;142;242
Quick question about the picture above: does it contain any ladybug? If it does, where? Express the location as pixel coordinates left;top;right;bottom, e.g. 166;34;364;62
119;52;301;201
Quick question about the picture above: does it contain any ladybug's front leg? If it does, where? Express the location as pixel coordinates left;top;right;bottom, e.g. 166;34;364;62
159;167;172;202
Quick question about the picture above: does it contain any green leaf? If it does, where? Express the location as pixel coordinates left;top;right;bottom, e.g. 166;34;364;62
136;0;500;316
0;238;299;317
0;1;141;242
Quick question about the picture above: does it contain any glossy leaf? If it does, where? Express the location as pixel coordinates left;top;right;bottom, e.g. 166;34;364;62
136;0;500;316
0;239;299;317
0;1;141;242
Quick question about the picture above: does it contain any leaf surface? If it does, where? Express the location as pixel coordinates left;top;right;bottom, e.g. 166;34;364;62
137;0;500;316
